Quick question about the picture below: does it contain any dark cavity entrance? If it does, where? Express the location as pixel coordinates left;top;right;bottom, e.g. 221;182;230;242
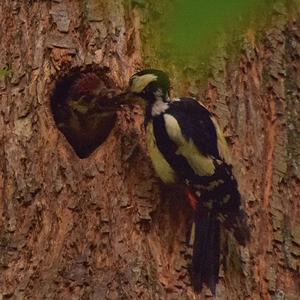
51;66;119;159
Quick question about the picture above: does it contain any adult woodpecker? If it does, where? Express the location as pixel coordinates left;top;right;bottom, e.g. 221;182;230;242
120;69;250;293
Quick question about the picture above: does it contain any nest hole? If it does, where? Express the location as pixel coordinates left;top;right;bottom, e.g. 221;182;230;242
51;66;119;159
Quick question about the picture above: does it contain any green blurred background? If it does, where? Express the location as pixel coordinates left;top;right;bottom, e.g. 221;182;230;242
165;0;269;57
140;0;300;86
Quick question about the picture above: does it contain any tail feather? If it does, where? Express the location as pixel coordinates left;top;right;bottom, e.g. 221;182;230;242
186;169;250;294
222;209;250;246
191;212;220;294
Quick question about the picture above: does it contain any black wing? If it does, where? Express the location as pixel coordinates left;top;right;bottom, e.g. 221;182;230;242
167;98;220;159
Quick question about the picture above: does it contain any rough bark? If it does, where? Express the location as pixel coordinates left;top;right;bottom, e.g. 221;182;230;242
0;1;299;299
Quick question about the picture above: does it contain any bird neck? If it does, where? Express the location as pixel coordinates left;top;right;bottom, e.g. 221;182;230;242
144;88;170;117
150;98;170;117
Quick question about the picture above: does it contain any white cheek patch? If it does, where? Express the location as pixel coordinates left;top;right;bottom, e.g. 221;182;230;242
130;74;158;93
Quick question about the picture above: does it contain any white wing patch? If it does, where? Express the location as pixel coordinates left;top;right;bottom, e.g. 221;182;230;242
164;114;215;177
163;114;184;144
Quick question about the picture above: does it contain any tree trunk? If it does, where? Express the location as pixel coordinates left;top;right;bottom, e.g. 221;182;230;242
0;1;299;299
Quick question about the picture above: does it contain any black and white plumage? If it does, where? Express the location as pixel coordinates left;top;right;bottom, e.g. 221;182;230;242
122;69;250;293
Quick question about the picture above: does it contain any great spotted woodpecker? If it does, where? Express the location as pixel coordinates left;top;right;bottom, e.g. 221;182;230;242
119;69;250;293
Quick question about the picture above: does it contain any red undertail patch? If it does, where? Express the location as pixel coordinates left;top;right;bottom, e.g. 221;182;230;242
186;190;198;211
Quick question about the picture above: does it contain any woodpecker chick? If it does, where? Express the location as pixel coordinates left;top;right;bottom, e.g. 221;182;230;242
52;72;119;158
120;69;250;294
69;72;122;112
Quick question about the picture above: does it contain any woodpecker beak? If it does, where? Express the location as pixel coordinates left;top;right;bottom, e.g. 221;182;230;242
112;73;159;107
112;90;145;107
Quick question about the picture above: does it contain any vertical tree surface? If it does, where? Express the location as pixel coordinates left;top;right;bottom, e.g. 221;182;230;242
0;1;299;299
